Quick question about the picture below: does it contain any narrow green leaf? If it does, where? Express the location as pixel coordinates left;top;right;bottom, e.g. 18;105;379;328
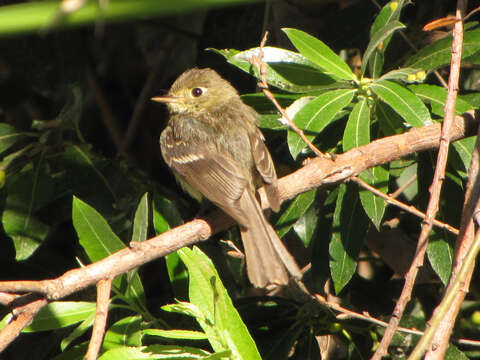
375;101;405;135
144;329;208;340
103;316;143;349
452;136;475;172
380;68;423;82
362;20;405;74
293;205;318;247
60;312;95;351
287;89;355;158
72;196;125;262
329;183;369;294
24;302;96;332
408;84;474;116
178;247;261;359
99;344;212;360
211;46;339;93
283;28;357;81
445;345;469;360
371;80;431;127
275;190;316;238
427;233;453;286
132;193;149;243
153;193;187;299
407;28;480;70
0;123;27;154
343;97;371;151
2;152;53;260
359;166;389;229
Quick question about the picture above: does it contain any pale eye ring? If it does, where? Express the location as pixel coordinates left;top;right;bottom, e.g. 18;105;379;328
191;87;203;97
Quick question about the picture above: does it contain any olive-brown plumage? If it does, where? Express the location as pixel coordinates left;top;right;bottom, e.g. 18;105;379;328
153;68;301;287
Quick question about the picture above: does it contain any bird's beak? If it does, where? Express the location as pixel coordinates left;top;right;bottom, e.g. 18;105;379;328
151;95;182;103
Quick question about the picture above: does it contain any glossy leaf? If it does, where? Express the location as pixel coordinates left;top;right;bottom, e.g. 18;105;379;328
132;193;149;243
407;28;480;70
153;194;187;299
362;20;405;74
178;247;261;359
98;344;213;360
408;84;474;116
380;68;423;82
283;28;357;81
368;0;406;77
359;166;389;229
144;329;208;340
275;190;316;238
452;136;475;172
343;97;371;151
60;312;95;351
2;153;53;260
211;46;339;93
371;80;431;127
103;316;143;349
375;101;405;136
0;123;27;154
24;302;96;332
427;232;453;286
288;89;355;158
293;204;318;247
329;183;369;294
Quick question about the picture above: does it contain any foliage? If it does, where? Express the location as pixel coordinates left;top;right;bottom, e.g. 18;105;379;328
1;0;480;359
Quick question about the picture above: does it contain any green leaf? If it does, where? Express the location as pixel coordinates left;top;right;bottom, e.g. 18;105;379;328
427;232;453;286
329;183;369;294
407;28;480;70
103;316;143;349
178;247;261;359
132;193;149;243
60;312;95;351
293;205;318;247
283;28;357;81
408;84;474;116
0;123;27;154
24;302;96;332
153;193;187;299
380;68;423;82
375;101;405;135
99;344;213;360
359;166;389;229
72;197;126;290
144;329;208;340
452;136;475;172
287;89;355;158
371;80;431;127
343;97;371;151
72;196;125;262
362;20;405;74
211;46;339;93
445;344;469;360
2;152;53;260
275;190;316;238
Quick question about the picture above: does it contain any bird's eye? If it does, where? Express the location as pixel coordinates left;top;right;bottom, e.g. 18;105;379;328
191;87;203;97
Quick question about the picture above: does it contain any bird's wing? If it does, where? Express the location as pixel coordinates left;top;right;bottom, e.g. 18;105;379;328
161;126;250;227
249;131;281;212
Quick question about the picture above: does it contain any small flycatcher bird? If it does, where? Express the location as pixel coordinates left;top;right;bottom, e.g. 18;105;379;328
152;68;301;287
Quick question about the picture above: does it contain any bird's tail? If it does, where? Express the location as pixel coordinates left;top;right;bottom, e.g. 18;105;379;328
239;190;302;287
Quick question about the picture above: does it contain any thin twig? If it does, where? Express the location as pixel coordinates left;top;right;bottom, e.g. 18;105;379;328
351;176;459;235
85;279;112;360
314;294;480;348
249;32;327;158
372;1;466;357
390;174;417;199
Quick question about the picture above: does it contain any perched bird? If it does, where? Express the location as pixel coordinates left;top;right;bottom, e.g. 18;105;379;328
152;68;301;287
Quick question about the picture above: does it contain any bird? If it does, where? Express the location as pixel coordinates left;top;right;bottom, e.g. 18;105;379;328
152;68;301;287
